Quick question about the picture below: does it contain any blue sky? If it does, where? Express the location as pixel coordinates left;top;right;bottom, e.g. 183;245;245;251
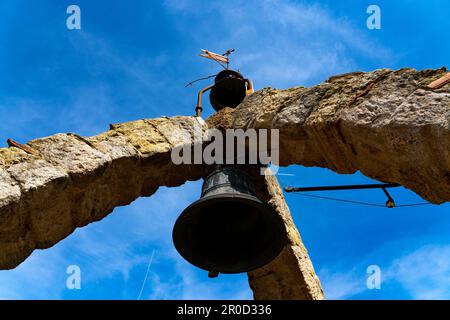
0;0;449;300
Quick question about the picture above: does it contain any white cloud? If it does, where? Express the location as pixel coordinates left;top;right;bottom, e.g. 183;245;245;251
145;257;252;300
318;267;365;299
385;245;450;300
318;243;450;300
164;0;394;88
0;28;176;147
0;245;67;299
0;180;253;300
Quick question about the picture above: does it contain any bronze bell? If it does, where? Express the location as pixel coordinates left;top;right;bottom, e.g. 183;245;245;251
209;70;250;112
172;166;287;276
195;69;253;117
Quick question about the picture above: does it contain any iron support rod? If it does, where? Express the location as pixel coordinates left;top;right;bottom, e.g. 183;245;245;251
195;84;214;117
284;183;400;193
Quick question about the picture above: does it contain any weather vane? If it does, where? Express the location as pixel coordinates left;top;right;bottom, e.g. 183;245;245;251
186;49;254;117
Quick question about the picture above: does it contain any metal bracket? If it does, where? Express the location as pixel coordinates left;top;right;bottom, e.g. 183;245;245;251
382;187;395;208
195;84;214;118
284;183;400;193
245;78;254;95
285;183;400;209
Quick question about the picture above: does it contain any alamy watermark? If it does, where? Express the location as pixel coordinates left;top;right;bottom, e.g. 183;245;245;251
366;265;381;289
66;5;81;30
367;5;381;30
66;265;81;290
171;128;280;175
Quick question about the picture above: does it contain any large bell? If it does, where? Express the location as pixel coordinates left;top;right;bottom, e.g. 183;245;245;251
209;70;248;111
172;166;287;275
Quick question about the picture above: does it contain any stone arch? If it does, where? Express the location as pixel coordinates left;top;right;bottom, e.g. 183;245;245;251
1;67;449;299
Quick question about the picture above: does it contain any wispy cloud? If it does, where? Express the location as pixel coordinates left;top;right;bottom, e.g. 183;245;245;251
0;243;68;299
319;267;365;299
146;256;252;300
164;0;394;88
0;180;252;300
0;28;177;146
319;243;450;300
386;245;450;299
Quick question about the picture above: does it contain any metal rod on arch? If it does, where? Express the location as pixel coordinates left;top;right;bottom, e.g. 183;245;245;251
284;183;401;193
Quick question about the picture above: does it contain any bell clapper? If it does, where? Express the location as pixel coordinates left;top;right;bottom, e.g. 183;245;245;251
208;270;219;278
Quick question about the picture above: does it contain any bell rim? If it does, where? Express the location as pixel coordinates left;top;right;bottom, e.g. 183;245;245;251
214;69;244;82
172;193;287;274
